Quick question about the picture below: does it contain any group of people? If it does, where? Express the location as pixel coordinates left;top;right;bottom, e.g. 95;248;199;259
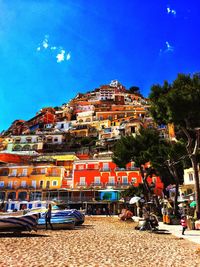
87;206;111;216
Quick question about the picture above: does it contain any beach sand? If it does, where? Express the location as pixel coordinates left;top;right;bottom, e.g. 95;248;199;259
0;217;200;267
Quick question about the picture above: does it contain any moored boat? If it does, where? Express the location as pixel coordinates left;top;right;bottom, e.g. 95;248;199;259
37;214;75;230
0;213;38;233
27;208;85;226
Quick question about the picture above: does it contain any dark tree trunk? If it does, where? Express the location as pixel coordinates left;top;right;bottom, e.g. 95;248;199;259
140;166;151;201
191;155;200;219
174;181;179;217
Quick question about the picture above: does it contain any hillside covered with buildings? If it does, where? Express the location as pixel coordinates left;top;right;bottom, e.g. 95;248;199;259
0;80;175;212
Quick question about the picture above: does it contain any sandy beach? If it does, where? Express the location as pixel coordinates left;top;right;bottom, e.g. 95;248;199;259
0;217;200;267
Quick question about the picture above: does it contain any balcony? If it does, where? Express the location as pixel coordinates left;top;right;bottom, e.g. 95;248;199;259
76;183;88;188
46;173;60;177
115;167;125;171
91;182;104;188
106;182;116;186
126;167;138;171
0;173;9;176
31;172;46;175
100;168;111;172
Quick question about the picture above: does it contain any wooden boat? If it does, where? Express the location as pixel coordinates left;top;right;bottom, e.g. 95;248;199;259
0;213;38;233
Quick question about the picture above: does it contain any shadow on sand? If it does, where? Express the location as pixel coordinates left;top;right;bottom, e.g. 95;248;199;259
0;232;49;238
75;224;94;230
152;229;172;235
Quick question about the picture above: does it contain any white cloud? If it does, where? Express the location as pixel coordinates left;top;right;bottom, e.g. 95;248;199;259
159;41;174;55
42;39;48;49
66;52;71;61
37;35;71;63
56;49;65;63
165;41;174;52
167;7;176;16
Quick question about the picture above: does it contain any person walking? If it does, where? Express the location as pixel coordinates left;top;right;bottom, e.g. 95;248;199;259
181;215;187;235
45;204;53;230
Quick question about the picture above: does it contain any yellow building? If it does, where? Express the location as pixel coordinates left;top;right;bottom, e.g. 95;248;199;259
0;164;65;201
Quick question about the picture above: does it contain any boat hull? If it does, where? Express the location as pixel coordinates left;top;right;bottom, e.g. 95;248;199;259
37;218;75;230
0;214;38;232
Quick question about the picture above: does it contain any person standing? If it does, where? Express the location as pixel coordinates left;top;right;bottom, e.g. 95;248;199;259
161;204;167;224
181;215;187;235
45;204;53;230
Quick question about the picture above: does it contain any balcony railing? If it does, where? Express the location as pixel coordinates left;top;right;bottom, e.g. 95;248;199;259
76;183;88;187
46;173;60;177
100;168;111;172
91;182;103;187
75;167;99;171
31;172;46;175
115;167;138;171
106;182;116;186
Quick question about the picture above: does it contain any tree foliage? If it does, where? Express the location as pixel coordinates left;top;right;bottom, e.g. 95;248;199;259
149;73;200;217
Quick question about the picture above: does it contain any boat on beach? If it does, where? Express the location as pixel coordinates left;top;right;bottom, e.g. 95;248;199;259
27;208;85;226
37;214;75;230
0;213;38;233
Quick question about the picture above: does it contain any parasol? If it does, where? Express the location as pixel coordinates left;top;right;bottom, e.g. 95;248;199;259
189;201;196;207
129;196;141;204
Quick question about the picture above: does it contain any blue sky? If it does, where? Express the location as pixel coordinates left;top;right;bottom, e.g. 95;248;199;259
0;0;199;131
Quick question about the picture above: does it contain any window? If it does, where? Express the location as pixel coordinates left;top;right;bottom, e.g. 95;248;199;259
22;169;28;176
26;137;32;143
52;180;58;186
94;176;100;185
130;162;135;170
39;180;44;189
103;163;109;171
32;180;36;188
131;178;137;184
21;181;26;188
122;176;128;184
15;138;21;143
188;173;193;181
41;168;46;174
108;176;115;185
54;138;58;142
46;181;50;189
78;165;84;170
8;181;13;189
60;124;64;129
131;126;135;134
94;164;99;169
0;181;4;187
187;189;193;195
10;169;17;177
152;177;157;183
80;177;86;185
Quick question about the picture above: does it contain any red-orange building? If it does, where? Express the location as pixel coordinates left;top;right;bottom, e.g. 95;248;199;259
73;159;163;196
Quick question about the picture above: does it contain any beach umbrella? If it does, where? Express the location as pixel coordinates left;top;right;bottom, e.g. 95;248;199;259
129;196;141;204
190;201;196;207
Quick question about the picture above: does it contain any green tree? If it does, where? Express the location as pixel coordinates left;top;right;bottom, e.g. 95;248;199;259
149;73;200;217
112;127;185;215
128;86;140;94
113;128;161;201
